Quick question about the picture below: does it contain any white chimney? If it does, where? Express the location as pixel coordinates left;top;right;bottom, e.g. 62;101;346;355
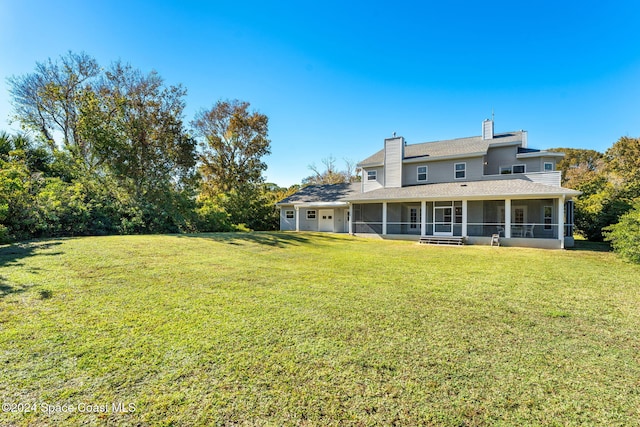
482;119;494;140
521;130;528;148
384;136;404;188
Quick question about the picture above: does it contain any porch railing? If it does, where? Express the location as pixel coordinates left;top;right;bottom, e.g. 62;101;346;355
353;221;573;238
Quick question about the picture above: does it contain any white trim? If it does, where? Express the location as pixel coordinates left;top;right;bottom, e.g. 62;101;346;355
559;196;565;249
504;199;512;238
516;151;565;159
382;202;388;235
420;200;426;236
462;200;468;237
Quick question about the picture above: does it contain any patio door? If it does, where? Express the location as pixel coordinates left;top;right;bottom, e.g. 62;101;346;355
318;209;334;232
434;205;453;236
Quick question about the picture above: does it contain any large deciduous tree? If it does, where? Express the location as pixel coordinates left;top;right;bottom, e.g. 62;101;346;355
192;100;271;196
7;52;198;235
8;51;100;167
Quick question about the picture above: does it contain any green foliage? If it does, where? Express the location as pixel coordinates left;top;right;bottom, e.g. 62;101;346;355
604;202;640;263
192;99;271;195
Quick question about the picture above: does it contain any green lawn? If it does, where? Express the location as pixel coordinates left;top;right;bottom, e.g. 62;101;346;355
1;233;639;426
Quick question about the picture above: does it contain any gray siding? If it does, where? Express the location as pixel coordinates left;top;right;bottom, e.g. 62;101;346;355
402;163;429;186
421;157;484;183
363;166;383;192
279;207;296;231
384;137;404;188
485;145;519;175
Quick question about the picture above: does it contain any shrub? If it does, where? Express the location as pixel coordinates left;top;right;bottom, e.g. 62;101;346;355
604;202;640;263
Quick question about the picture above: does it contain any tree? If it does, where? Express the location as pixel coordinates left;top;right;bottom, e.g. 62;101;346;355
549;147;604;189
8;51;100;167
604;137;640;198
192;100;271;196
302;155;360;185
604;201;640;263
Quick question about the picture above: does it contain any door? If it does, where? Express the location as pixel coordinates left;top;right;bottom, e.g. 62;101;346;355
318;209;334;232
434;206;453;236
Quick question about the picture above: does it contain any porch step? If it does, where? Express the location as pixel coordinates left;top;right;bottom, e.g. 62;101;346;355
419;236;465;246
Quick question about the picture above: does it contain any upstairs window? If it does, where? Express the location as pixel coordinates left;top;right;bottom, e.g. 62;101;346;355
544;162;554;171
367;170;377;181
454;163;466;179
417;166;428;182
500;166;512;174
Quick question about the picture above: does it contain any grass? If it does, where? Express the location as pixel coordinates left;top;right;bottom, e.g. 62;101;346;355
0;232;639;426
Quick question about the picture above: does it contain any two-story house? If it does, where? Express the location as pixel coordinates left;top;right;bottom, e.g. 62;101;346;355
277;120;580;248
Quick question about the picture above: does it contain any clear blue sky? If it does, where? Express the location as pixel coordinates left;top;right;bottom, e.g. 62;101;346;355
1;0;639;186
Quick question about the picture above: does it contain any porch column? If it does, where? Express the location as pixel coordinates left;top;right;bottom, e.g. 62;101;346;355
558;196;565;249
504;199;512;238
348;203;353;235
382;202;388;235
420;200;426;236
462;200;468;237
295;205;300;232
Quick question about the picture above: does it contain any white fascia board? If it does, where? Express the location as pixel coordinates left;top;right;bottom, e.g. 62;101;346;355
358;162;384;168
291;201;349;208
516;151;565;159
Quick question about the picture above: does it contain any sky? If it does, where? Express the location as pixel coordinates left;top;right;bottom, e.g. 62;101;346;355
1;0;639;187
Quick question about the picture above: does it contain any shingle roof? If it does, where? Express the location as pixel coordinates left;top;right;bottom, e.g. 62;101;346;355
343;179;580;202
276;182;361;205
358;132;524;166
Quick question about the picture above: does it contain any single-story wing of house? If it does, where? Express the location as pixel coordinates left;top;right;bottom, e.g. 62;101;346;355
277;120;581;248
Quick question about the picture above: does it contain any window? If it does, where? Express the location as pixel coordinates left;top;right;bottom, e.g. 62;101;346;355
306;210;316;220
417;166;428;182
544;162;554;171
513;164;526;174
367;170;377;181
544;206;553;230
454;163;466;179
285;210;294;219
500;166;512;174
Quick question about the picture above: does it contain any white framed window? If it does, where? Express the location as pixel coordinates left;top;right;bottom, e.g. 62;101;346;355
454;162;466;179
513;164;526;174
544;162;554;171
500;166;512;174
367;170;377;181
285;210;294;219
544;206;553;230
417;166;428;182
306;210;316;220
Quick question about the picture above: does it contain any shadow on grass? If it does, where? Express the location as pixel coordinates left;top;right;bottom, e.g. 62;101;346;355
177;231;347;248
0;241;63;298
569;239;611;253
